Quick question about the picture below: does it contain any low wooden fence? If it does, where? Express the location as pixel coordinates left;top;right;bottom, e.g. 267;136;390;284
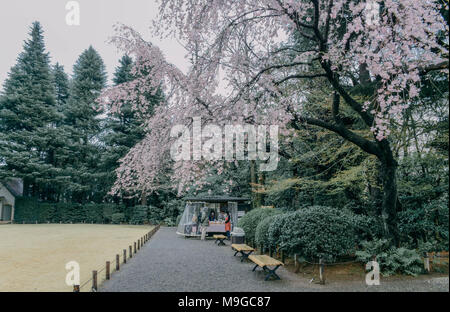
75;224;161;292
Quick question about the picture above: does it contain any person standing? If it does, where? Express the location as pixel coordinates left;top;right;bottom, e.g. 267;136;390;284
201;208;209;240
225;211;232;240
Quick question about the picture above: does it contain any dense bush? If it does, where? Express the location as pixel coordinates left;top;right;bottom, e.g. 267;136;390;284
255;213;283;247
111;213;125;224
267;213;292;248
238;208;281;243
344;211;384;242
130;205;148;224
14;197;183;225
398;194;449;251
277;206;358;261
13;197;39;222
84;203;104;223
356;239;423;276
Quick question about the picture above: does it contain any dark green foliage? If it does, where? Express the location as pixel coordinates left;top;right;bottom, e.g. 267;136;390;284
238;208;281;243
277;206;358;261
83;203;104;223
267;213;292;249
398;194;449;251
52;63;70;108
0;22;64;200
112;213;126;224
255;214;283;247
130;205;148;224
13;197;39;222
356;239;423;276
63;46;108;203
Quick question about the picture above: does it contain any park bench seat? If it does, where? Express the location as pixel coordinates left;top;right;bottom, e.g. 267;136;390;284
231;244;255;262
248;255;284;281
213;234;227;246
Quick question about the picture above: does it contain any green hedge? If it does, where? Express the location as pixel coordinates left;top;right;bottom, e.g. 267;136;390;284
255;214;283;247
276;206;358;261
14;197;183;225
238;208;281;243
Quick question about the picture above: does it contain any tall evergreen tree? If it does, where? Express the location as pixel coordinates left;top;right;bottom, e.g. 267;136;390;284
101;55;164;204
52;63;70;110
0;22;63;199
64;46;107;203
103;55;145;164
100;55;145;204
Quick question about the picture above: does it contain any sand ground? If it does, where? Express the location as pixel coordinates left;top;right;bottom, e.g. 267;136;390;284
0;224;154;292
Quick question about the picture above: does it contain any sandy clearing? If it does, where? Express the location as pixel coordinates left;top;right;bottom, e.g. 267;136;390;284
0;224;154;292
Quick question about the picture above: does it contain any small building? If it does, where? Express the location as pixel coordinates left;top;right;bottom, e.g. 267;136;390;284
0;178;23;223
176;196;250;237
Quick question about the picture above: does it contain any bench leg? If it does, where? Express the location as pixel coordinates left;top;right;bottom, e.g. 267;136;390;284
240;250;254;262
234;250;239;256
252;264;259;272
263;265;281;281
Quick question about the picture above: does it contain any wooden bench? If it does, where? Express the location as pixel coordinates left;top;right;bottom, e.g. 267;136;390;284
248;255;284;281
213;234;227;246
231;244;255;262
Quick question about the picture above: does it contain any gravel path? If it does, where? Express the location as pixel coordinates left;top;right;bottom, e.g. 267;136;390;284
100;227;448;292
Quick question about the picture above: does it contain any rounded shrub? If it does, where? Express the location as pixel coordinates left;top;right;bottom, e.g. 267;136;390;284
267;213;293;249
255;213;283;247
279;206;358;261
238;208;281;243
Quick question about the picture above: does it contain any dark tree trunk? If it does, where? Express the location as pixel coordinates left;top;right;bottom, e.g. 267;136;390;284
141;191;147;206
378;142;400;246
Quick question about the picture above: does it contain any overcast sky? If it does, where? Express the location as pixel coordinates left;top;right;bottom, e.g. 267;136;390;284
0;0;189;87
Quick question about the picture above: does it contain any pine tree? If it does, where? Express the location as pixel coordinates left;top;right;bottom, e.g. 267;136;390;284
52;63;70;110
100;55;164;203
0;22;63;199
64;46;107;203
100;55;145;203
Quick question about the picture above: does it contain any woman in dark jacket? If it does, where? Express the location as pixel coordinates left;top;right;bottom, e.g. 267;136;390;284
209;210;216;221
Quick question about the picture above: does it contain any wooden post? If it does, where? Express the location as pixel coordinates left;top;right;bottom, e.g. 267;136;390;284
281;250;285;264
106;261;110;280
92;270;98;291
116;254;120;271
260;244;264;255
141;237;143;246
138;239;140;250
269;246;273;257
134;242;137;254
123;249;127;264
129;245;133;258
319;259;325;285
73;285;80;292
424;252;430;273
